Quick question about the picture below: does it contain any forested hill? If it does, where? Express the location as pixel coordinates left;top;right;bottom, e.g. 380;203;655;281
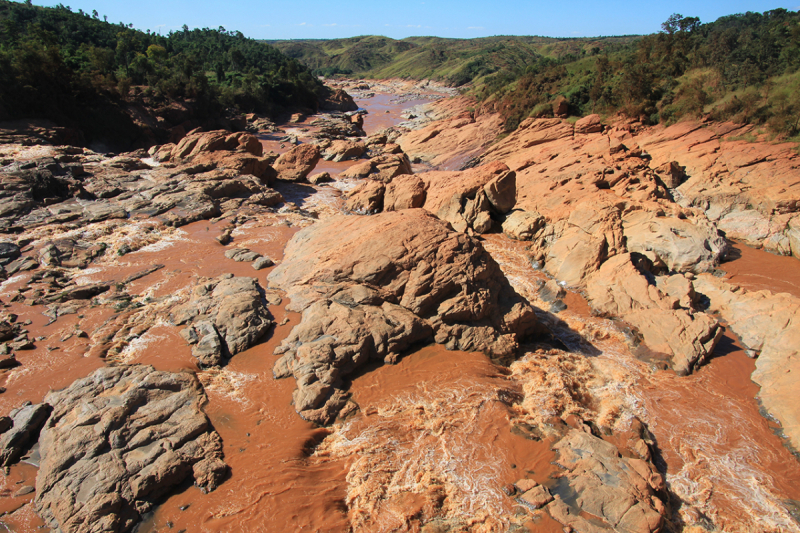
274;9;800;141
0;0;328;149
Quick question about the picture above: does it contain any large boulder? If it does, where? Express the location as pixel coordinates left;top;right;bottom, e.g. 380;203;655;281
622;211;728;273
272;144;321;182
320;89;358;112
268;210;540;424
35;365;228;533
585;254;723;375
548;430;666;533
171;275;273;367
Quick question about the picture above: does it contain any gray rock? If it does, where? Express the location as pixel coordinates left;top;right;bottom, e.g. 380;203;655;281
34;365;227;533
0;402;50;467
252;256;274;270
171;276;273;367
548;429;666;533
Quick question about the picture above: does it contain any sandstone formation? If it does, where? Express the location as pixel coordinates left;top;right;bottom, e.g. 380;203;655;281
584;253;723;375
268;209;539;424
320;88;359;112
35;365;227;533
272;144;321;182
397;97;505;168
549;430;666;533
0;134;284;233
171;274;273;368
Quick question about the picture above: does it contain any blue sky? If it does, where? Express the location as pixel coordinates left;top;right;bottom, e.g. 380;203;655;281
27;0;800;39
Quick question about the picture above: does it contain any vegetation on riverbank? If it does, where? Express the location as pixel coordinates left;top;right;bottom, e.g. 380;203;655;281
0;0;328;146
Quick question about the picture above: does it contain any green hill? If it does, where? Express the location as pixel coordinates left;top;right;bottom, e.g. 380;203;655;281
272;10;800;140
270;34;637;87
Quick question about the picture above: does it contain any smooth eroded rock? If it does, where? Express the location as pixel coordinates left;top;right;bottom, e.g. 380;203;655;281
35;365;227;533
268;209;540;424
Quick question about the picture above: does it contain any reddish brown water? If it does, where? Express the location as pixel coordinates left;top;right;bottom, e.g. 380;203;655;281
327;345;563;532
481;232;800;532
353;94;434;136
722;241;800;299
2;87;800;533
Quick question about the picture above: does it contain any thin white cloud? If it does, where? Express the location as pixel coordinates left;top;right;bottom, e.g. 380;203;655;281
323;23;338;27
467;26;484;30
298;22;307;26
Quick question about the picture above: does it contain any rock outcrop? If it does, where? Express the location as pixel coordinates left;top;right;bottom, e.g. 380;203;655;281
0;402;50;467
0;138;284;233
171;275;273;368
34;365;227;533
585;253;723;374
549;430;666;533
268;209;540;424
320;89;359;112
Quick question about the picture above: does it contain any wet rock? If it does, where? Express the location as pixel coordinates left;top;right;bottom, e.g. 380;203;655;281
268;210;540;424
0;242;21;265
252;256;274;270
224;247;261;262
39;282;111;304
0;354;19;369
520;484;553;509
34;365;228;533
14;485;35;497
217;228;233;245
5;256;38;275
549;429;666;533
37;239;107;268
585;254;723;374
539;279;566;303
171;275;273;368
626;309;723;375
273;144;321;182
0;402;50;467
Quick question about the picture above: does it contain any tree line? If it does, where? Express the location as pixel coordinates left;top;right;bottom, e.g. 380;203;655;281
0;0;329;144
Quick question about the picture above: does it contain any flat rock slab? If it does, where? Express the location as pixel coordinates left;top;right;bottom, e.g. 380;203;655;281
35;365;227;533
